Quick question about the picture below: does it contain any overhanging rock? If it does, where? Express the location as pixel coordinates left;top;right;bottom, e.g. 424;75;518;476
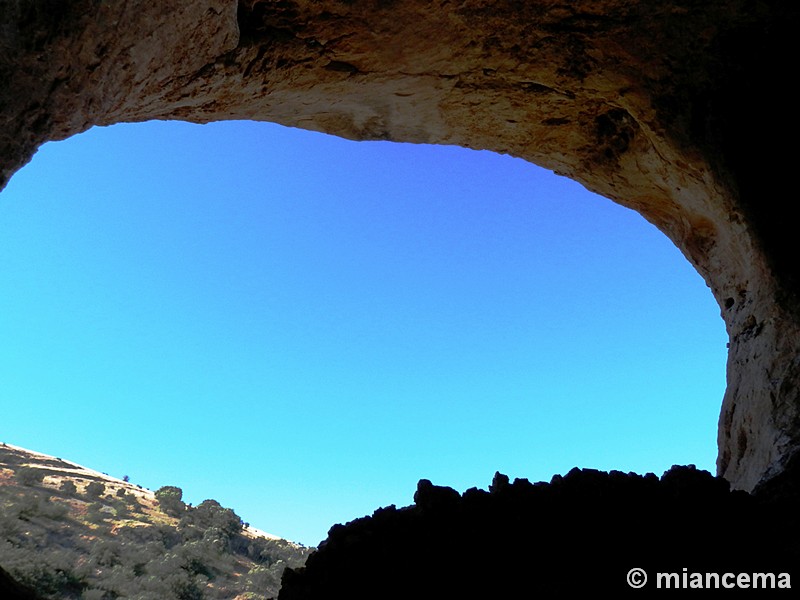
1;0;798;491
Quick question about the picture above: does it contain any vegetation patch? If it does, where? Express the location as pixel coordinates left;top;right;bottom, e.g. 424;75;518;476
0;444;311;599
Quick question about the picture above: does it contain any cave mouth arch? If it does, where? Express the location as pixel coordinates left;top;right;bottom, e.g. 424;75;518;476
2;0;799;496
0;118;727;544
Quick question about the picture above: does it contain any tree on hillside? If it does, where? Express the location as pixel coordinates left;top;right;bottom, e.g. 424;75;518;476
156;485;186;517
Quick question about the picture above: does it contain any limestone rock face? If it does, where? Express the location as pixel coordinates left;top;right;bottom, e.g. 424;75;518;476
1;0;798;491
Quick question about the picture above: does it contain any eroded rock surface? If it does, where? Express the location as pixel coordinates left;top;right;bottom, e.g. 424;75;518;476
1;1;799;491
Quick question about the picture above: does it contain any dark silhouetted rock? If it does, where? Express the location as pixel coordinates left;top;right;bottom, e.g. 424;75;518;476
279;466;798;598
0;566;42;600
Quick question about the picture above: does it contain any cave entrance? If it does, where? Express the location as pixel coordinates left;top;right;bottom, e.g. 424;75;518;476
0;119;727;545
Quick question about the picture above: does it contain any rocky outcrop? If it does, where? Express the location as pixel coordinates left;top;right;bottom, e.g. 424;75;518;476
277;468;799;597
1;1;799;491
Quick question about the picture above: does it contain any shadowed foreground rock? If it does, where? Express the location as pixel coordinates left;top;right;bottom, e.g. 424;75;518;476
279;466;799;597
0;567;40;600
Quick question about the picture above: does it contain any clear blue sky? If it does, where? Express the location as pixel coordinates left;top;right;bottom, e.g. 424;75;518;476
0;120;727;546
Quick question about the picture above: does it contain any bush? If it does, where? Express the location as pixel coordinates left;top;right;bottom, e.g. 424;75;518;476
60;480;78;495
15;467;45;486
155;486;186;517
183;500;242;538
244;565;280;593
85;482;106;498
86;502;109;524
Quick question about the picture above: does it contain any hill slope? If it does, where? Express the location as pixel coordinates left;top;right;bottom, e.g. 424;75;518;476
0;443;312;599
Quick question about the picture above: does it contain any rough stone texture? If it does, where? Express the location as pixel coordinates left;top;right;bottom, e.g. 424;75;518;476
1;1;799;492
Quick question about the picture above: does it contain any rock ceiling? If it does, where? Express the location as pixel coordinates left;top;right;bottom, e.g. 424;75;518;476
1;1;798;491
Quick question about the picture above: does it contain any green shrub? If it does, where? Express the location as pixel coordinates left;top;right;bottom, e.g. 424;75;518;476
60;480;78;495
15;466;45;486
155;486;186;517
85;481;106;498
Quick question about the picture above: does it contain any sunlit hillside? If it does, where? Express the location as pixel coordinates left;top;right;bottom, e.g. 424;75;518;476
0;443;312;600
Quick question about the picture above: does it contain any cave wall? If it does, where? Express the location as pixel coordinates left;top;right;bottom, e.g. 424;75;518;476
1;0;798;492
